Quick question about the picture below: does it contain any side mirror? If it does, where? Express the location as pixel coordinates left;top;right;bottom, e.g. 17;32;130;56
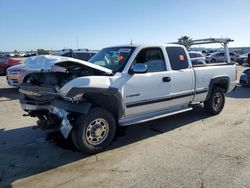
130;63;147;74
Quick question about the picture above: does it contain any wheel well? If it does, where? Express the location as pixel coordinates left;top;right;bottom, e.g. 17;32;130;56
85;93;123;120
23;75;31;83
206;77;229;100
213;81;228;93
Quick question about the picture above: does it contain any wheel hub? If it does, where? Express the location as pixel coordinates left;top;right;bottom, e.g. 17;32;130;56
85;118;109;145
92;126;103;137
213;93;222;110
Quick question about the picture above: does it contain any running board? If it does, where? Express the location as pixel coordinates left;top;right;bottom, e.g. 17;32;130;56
119;107;193;126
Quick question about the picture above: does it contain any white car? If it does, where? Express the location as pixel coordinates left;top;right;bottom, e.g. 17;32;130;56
206;52;238;63
7;50;97;87
19;44;237;154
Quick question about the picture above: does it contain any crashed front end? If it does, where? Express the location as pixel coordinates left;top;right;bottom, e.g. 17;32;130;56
19;55;112;138
20;91;91;138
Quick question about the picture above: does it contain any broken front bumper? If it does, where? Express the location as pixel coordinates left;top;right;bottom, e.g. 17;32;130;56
20;98;92;138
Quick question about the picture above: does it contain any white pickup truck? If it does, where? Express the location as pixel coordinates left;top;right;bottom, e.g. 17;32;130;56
19;44;237;153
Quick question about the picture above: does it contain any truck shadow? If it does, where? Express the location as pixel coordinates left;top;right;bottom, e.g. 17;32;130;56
0;88;20;101
226;85;250;98
0;105;209;187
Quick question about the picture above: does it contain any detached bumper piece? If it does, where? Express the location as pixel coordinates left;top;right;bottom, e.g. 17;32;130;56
50;100;92;138
51;107;72;138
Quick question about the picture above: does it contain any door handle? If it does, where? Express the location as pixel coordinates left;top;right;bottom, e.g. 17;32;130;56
162;77;171;82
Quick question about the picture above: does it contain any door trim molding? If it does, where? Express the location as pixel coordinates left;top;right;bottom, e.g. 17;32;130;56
126;88;208;108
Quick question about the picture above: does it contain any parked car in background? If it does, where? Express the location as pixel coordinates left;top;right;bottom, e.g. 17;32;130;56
206;52;238;63
188;51;206;65
16;51;37;57
7;55;64;86
240;68;250;86
52;49;97;61
0;56;22;75
236;52;250;65
7;49;97;86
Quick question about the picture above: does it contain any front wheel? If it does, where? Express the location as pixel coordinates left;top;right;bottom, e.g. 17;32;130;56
72;108;116;154
204;88;225;115
210;58;216;63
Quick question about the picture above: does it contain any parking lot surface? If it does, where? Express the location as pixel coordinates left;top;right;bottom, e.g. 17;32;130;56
0;66;250;188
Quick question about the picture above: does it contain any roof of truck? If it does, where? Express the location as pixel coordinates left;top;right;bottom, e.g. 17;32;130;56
104;43;185;49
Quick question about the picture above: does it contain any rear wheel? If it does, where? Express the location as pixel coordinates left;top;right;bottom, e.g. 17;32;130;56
72;108;116;154
204;87;225;115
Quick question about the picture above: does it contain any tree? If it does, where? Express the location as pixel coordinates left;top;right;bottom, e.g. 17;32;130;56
178;36;193;49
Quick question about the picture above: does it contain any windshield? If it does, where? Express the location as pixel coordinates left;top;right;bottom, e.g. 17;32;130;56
89;47;135;72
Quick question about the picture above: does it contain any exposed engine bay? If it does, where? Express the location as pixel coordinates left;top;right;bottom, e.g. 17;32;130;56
25;61;107;87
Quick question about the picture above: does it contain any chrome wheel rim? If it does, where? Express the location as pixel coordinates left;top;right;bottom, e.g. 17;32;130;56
213;93;223;111
85;118;109;145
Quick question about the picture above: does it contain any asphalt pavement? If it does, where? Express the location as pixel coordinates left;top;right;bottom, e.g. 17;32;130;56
0;65;250;188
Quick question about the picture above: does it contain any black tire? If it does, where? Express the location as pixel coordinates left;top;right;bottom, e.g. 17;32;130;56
204;87;225;115
70;126;82;151
23;75;32;83
72;107;116;154
210;58;216;63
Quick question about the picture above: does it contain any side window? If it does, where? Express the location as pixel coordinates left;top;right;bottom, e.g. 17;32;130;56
134;48;166;72
0;57;7;64
189;53;195;58
197;53;203;57
166;47;189;70
62;52;73;58
75;53;91;61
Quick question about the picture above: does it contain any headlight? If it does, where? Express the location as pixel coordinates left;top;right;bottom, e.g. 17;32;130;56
10;70;21;74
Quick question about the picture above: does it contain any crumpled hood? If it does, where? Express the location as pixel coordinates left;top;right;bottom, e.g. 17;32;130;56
23;55;113;74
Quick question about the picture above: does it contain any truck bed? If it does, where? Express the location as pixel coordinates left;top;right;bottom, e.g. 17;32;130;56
192;63;237;103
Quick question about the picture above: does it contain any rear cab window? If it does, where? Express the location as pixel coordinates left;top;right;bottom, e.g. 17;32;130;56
166;47;189;70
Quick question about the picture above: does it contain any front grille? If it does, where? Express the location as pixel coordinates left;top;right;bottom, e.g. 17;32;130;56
10;79;18;83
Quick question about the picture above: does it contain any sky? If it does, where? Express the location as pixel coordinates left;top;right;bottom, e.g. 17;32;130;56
0;0;250;51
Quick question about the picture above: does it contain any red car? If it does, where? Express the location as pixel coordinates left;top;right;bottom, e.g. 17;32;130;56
0;56;22;75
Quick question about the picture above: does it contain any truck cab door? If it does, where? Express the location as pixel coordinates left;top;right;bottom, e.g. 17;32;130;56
165;46;195;107
123;47;173;117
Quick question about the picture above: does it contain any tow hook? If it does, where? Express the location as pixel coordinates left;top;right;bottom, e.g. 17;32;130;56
51;107;72;138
